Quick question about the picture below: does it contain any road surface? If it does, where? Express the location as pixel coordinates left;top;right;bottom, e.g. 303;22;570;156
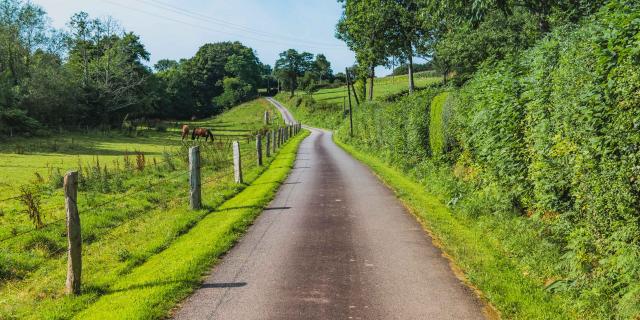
173;98;485;319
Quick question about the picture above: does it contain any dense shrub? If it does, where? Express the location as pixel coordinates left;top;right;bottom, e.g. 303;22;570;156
325;2;640;317
0;109;43;136
446;1;640;316
338;90;438;167
429;92;448;157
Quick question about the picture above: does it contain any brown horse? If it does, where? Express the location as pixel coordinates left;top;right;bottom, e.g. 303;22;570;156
191;128;214;141
181;125;190;141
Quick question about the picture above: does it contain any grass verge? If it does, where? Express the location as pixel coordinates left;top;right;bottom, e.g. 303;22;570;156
334;137;575;320
74;130;309;319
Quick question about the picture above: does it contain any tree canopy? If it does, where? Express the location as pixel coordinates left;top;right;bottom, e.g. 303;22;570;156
0;2;272;134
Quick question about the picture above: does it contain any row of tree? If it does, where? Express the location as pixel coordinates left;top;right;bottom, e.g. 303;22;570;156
0;1;341;136
336;0;607;96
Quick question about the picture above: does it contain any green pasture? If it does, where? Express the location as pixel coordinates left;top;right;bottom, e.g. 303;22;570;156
310;72;442;105
0;98;292;319
0;98;282;196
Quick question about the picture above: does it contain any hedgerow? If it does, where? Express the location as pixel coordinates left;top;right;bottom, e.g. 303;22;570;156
332;1;640;318
449;1;640;317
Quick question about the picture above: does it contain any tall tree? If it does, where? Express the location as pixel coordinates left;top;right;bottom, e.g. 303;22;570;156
388;0;428;93
313;54;333;83
337;0;394;100
273;49;313;97
186;41;262;115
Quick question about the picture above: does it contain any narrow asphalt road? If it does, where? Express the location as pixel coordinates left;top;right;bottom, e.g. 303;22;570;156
173;98;485;320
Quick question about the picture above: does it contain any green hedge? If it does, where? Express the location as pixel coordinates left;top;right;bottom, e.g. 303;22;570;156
429;92;448;157
448;1;640;317
334;1;640;317
288;2;640;317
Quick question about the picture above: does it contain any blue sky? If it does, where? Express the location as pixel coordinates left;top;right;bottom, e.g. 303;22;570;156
33;0;393;76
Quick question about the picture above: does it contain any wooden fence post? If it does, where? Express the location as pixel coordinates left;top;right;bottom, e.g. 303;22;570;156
346;67;354;137
278;128;282;147
256;134;263;166
64;171;81;295
265;131;271;157
189;146;201;210
264;111;270;125
272;130;277;151
233;141;243;183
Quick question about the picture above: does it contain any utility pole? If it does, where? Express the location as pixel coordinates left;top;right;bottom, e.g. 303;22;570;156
342;96;346;116
345;67;354;137
350;76;360;106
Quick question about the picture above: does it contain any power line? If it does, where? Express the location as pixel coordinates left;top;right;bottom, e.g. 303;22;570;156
102;0;348;51
136;0;346;48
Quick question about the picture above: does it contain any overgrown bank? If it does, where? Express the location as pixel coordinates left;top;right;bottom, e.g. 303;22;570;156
278;2;640;318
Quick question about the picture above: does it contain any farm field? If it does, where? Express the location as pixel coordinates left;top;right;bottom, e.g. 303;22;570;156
310;72;442;105
0;98;292;319
0;98;283;196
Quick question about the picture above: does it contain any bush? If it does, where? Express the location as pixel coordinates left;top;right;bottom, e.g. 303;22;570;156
445;1;640;316
0;108;43;136
429;92;448;157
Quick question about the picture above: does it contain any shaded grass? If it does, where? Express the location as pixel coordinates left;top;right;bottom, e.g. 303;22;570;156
74;130;308;319
334;137;577;320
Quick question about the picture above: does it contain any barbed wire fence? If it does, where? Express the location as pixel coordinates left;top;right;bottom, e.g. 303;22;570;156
0;125;301;248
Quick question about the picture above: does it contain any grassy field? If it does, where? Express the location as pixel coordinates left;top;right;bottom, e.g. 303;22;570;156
0;98;283;196
311;72;442;105
0;98;297;319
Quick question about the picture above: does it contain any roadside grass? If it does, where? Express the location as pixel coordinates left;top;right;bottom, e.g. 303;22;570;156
334;137;577;319
0;98;285;319
75;130;309;319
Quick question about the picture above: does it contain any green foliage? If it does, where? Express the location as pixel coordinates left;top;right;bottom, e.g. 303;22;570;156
184;41;261;117
214;77;254;109
443;2;640;316
433;8;540;84
391;62;433;76
0;108;42;136
0;3;270;131
429;92;448;157
273;49;314;97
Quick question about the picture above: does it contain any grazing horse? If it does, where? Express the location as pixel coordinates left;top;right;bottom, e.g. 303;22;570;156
181;125;190;141
191;128;214;142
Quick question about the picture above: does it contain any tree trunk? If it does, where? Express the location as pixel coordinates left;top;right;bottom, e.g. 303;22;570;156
369;65;374;101
362;78;366;102
290;78;294;97
408;54;415;94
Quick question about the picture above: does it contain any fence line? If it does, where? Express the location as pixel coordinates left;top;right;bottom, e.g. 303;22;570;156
0;127;299;244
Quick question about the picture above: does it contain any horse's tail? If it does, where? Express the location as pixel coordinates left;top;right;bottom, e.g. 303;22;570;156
191;128;196;140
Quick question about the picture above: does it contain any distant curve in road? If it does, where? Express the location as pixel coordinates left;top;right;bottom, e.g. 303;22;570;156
173;98;486;320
